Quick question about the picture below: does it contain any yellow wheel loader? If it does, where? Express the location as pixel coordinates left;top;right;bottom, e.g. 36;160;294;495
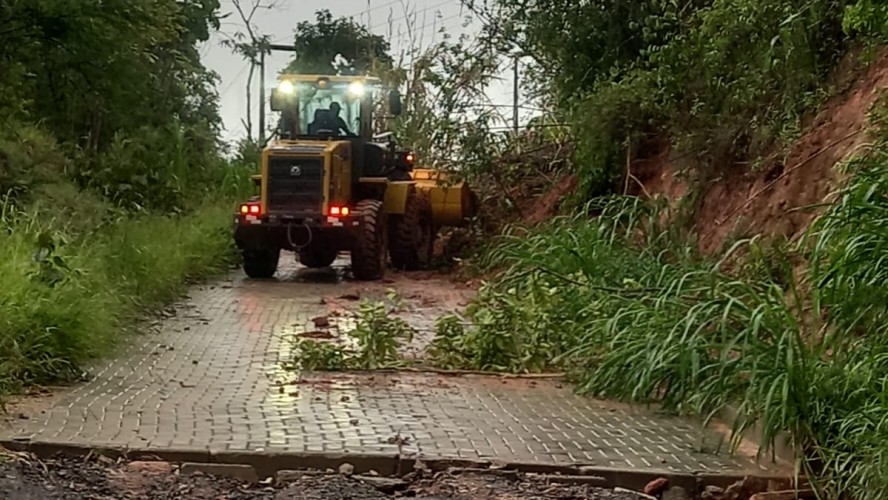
233;75;476;280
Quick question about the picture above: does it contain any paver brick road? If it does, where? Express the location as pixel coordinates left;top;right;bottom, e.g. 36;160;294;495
1;256;781;476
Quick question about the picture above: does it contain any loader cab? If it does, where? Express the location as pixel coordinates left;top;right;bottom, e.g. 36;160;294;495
270;75;401;142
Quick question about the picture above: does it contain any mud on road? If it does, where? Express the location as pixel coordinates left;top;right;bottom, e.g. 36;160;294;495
0;454;644;500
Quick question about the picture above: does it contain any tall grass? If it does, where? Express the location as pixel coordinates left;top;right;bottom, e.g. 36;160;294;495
447;144;888;497
0;197;237;395
800;144;888;498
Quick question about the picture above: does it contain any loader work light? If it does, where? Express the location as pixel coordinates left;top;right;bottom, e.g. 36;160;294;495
270;81;295;111
347;81;365;97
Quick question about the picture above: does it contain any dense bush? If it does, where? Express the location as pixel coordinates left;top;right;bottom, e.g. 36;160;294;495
0;0;251;398
478;0;886;195
0;0;224;212
0;125;67;202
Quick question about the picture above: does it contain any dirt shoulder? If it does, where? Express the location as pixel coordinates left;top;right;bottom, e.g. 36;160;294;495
0;453;645;500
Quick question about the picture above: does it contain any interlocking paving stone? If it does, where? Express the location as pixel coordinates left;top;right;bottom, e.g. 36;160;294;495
1;257;781;475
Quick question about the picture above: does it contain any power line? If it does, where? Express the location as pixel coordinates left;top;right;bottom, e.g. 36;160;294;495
355;0;404;18
368;0;455;32
270;12;471;61
268;1;470;45
409;12;469;35
461;103;548;111
219;62;251;98
269;0;434;43
355;0;404;16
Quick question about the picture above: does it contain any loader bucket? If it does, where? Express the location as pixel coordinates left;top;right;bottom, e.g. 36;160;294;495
412;168;477;227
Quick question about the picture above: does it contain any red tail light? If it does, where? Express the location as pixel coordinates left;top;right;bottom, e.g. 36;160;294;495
239;203;262;216
329;206;350;216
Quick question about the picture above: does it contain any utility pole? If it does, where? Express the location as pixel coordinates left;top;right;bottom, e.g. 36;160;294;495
258;51;266;144
512;57;519;134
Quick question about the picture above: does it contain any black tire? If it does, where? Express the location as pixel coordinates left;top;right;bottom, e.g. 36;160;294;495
351;199;387;281
389;190;433;270
243;248;279;279
299;246;338;268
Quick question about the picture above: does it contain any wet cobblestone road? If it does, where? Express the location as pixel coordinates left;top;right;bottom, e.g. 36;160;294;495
1;256;781;477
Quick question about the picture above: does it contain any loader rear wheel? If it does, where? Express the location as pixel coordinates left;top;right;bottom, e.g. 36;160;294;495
390;191;433;270
351;199;387;281
243;248;279;279
299;247;338;268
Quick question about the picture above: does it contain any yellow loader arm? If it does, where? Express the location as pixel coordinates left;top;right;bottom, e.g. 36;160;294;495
411;169;477;227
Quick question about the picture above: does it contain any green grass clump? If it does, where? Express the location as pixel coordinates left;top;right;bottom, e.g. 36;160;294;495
0;197;237;395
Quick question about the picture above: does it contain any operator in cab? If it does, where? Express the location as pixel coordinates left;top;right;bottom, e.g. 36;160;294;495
308;102;354;136
327;102;354;136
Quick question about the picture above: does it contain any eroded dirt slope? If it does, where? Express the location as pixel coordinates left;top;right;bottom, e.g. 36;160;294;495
632;51;888;253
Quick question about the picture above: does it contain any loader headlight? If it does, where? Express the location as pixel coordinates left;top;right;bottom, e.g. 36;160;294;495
347;81;365;97
277;80;295;94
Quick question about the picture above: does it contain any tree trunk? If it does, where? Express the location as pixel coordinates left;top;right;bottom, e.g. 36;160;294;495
245;62;254;139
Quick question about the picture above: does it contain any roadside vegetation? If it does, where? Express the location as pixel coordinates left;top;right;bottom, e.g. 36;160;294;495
268;4;888;495
0;1;252;398
414;1;888;498
436;149;888;497
6;0;888;496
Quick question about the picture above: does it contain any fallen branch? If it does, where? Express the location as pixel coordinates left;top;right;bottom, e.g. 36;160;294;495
750;490;816;500
614;488;656;500
305;367;567;379
628;172;652;198
397;367;567;379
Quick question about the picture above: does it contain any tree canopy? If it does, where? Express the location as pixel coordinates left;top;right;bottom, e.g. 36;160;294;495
283;10;393;75
0;0;227;212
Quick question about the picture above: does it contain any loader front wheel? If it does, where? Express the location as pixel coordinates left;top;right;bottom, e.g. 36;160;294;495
243;248;279;279
351;200;387;281
390;191;433;270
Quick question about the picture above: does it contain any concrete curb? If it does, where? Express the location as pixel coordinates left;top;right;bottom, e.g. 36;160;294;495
1;438;793;495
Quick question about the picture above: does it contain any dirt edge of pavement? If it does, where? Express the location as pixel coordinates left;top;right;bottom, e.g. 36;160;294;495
1;439;796;496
